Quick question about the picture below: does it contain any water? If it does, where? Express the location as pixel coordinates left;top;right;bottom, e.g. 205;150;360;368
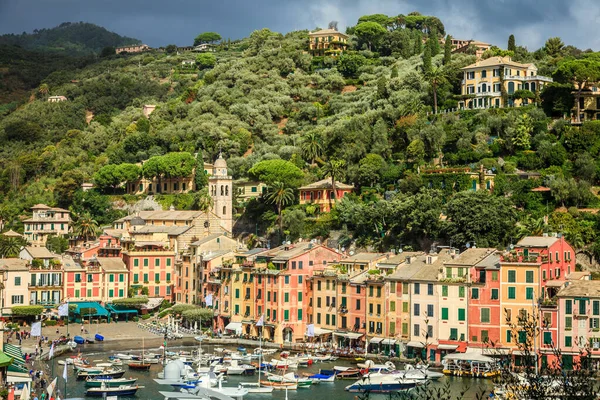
53;344;493;400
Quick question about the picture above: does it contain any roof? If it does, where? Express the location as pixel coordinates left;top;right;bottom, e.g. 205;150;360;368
341;253;387;264
308;29;349;38
389;251;454;281
300;178;354;190
475;253;501;270
517;236;559;248
567;271;591;280
133;241;168;248
31;204;51;210
21;246;55;259
200;250;233;262
263;242;328;261
349;271;369;284
462;56;536;70
444;248;497;267
557;281;600;298
96;257;127;272
0;259;28;271
376;252;424;267
191;233;230;246
60;256;81;270
1;230;23;238
131;225;191;236
116;210;205;223
531;186;551;192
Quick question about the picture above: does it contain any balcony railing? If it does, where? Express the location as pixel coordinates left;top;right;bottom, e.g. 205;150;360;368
29;282;62;288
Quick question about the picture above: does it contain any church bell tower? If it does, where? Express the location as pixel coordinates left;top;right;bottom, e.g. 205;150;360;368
209;153;233;233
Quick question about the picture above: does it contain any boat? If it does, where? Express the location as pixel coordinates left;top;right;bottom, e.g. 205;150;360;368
194;335;207;342
345;373;419;393
266;372;312;388
115;353;135;360
259;380;298;390
356;360;396;372
331;367;363;379
77;368;125;380
226;360;247;375
306;373;335;382
73;336;85;345
239;315;274;394
86;382;140;397
253;348;277;356
442;353;500;378
94;333;104;342
85;377;138;387
129;337;152;371
397;364;444;381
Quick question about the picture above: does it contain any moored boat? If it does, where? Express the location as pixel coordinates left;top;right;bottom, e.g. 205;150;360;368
86;383;140;397
345;373;419;393
260;380;298;390
77;368;125;380
85;377;137;387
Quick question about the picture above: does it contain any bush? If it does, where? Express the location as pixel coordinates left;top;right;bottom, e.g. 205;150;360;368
11;306;44;316
112;296;148;308
141;314;152;320
158;309;172;318
45;320;58;326
171;304;197;315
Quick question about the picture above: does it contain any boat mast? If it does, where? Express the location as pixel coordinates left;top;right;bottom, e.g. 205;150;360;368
258;319;262;385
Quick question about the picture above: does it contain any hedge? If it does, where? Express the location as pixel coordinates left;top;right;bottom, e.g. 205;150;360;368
112;296;148;308
11;306;43;316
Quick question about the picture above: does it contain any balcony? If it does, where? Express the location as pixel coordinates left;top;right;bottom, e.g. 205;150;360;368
244;295;251;300
338;306;348;314
29;281;62;289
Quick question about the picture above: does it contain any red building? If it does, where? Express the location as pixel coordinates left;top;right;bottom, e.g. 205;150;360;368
122;242;175;301
299;179;354;212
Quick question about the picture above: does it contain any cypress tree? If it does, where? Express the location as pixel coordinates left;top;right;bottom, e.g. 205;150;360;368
413;30;422;55
422;45;432;74
429;27;440;56
443;35;452;65
391;65;399;78
508;34;516;52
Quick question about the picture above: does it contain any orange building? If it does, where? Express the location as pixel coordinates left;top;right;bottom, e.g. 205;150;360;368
299;179;354;212
122;242;175;301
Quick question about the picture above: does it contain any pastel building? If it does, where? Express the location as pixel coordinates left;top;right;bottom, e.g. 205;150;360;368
299;179;354;212
0;259;30;314
122;242;175;301
23;204;71;246
308;28;349;56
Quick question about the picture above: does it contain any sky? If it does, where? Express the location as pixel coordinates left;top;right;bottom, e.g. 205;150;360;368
0;0;599;51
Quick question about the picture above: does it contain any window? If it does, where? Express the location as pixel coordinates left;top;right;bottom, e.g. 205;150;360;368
87;289;92;297
491;289;499;300
369;303;373;314
298;309;302;321
458;308;466;321
119;289;124;297
565;300;572;314
235;288;240;299
414;304;420;316
459;286;465;298
133;274;138;283
14;277;20;286
508;287;516;299
133;259;139;267
317;281;321;291
525;270;534;283
284;293;289;302
284;310;289;321
155;259;160;267
427;284;433;295
594;301;600;316
442;285;448;297
518;331;526;344
143;258;148;267
481;308;490;323
143;273;149;282
467;71;475;79
402;323;408;335
506;330;512;343
326;314;330;325
377;287;382;297
11;295;23;305
402;283;409;294
565;316;572;329
442;308;448;320
508;270;516;283
450;328;458;341
414;283;420;295
526;288;534;300
284;276;290;284
291;261;296;270
166;258;171;267
166;273;171;282
481;70;487;78
492;271;498;281
357;286;362;294
402;302;408;313
427;304;434;317
109;289;114;298
472;288;479;299
565;336;572;347
87;274;93;283
376;304;381;315
356;299;360;310
109;274;114;283
390;301;396;312
75;273;81;283
579;299;587;315
298;292;302;302
317;313;321;324
414;324;420;337
481;330;489;343
544;332;552;345
119;274;124;282
298;276;303;284
369;286;374;297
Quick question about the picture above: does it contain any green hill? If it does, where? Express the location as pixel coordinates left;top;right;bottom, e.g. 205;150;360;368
0;22;140;55
0;15;599;255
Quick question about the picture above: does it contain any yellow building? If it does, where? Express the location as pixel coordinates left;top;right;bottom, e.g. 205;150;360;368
0;259;30;314
571;83;600;123
459;57;552;110
308;28;349;56
235;180;267;202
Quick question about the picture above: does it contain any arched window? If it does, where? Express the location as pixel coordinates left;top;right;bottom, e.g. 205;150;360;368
225;186;228;196
221;185;224;196
222;206;226;215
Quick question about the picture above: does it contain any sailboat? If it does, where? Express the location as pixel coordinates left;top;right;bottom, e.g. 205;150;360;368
129;338;151;371
240;315;273;394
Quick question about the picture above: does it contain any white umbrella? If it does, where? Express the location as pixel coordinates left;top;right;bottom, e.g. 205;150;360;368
175;324;179;334
194;321;198;332
365;339;369;357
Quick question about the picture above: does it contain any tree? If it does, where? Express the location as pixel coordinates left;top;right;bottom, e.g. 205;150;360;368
443;35;452;65
100;46;115;58
353;21;387;51
194;32;221;46
573;152;597;182
428;27;440;56
73;212;99;242
45;236;68;254
301;130;323;165
425;66;447;114
508;34;516;52
444;191;517;248
321;159;346;210
422;45;432;74
266;182;295;235
337;53;367;78
195;53;216;70
248;159;304;187
544;37;564;58
165;44;177;54
38;83;49;98
357;14;390;27
512;113;534;149
554;57;600;123
413;30;422;54
0;236;27;258
192;188;212;212
194;156;209;190
406;139;426;164
358;154;386;187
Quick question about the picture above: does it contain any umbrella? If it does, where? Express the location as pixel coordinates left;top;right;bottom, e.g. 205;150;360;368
194;321;198;332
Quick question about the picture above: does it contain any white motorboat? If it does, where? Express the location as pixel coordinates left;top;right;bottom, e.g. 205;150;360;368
239;381;274;394
356;360;396;372
345;373;419;393
397;364;444;381
268;359;298;369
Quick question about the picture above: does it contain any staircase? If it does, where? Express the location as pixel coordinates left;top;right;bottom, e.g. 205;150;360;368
3;344;27;373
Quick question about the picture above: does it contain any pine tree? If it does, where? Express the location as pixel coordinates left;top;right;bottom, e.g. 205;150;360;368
508;34;516;52
443;35;452;65
422;45;432;74
413;30;422;55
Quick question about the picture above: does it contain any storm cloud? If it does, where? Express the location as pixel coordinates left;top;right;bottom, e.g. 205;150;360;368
0;0;598;51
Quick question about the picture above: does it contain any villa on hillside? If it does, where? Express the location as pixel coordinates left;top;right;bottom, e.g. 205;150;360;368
458;56;552;110
115;44;150;54
569;82;600;124
48;95;67;102
23;204;71;246
299;178;354;212
308;28;349;56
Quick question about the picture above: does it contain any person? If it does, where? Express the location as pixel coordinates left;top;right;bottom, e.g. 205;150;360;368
80;325;84;334
32;394;38;400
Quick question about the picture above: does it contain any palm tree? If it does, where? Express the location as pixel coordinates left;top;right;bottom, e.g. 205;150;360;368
266;182;295;236
193;188;212;212
0;236;26;258
74;213;99;242
38;83;49;98
321;159;346;211
301;131;323;166
425;66;447;114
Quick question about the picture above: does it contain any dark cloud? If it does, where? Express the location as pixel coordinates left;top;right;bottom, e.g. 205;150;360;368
0;0;597;50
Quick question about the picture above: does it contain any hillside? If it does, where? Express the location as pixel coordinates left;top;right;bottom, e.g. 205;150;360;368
1;14;600;259
0;22;140;55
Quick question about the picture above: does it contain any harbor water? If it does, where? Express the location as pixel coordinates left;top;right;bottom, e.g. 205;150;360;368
54;343;494;400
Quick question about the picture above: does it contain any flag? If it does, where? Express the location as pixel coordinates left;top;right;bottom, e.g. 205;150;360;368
49;342;55;359
306;324;315;337
30;322;41;337
47;377;57;398
18;383;29;400
205;293;213;307
58;302;69;317
256;315;264;327
62;361;68;383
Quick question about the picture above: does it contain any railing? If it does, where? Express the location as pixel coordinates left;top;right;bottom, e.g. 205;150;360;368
29;282;62;288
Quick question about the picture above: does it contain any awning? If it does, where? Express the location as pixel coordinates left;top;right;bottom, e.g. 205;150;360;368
470;347;510;356
369;337;384;344
225;322;242;334
334;332;364;340
313;327;332;336
438;344;459;350
512;350;536;356
407;341;425;348
381;339;396;345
